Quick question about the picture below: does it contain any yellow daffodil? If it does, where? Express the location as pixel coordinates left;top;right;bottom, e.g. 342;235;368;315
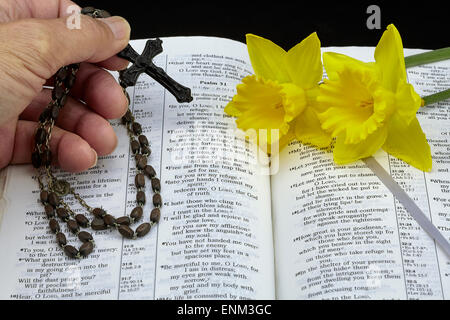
225;33;331;153
317;24;432;171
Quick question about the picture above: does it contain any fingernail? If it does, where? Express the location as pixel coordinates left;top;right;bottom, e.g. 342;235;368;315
100;16;130;40
89;148;98;169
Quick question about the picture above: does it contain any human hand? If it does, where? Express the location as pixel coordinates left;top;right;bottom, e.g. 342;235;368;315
0;0;131;172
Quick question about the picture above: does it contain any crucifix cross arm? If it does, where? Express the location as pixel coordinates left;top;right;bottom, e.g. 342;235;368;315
117;39;193;103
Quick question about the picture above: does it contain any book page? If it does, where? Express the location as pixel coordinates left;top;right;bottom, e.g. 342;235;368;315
0;37;275;300
272;47;450;299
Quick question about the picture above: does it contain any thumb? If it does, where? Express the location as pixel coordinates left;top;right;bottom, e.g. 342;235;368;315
5;14;130;80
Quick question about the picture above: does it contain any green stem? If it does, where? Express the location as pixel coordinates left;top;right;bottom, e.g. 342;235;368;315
422;89;450;106
404;47;450;68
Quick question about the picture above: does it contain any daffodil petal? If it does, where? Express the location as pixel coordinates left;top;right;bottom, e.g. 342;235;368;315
333;126;388;164
323;52;376;81
280;83;307;122
374;24;406;92
295;107;332;148
246;34;291;82
382;114;432;172
286;32;322;89
394;83;422;125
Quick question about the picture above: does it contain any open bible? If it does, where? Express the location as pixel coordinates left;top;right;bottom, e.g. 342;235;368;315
0;36;449;300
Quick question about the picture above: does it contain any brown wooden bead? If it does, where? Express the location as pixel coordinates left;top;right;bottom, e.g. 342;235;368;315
132;122;142;135
115;216;131;226
64;73;76;88
78;231;93;243
41;149;52;167
45;204;55;218
138;135;149;147
141;146;151;156
144;165;156;178
153;194;162;208
91;217;107;230
118;225;134;239
67;219;79;234
131;140;140;154
135;173;145;188
103;214;116;226
39;108;51;123
56;208;70;221
121;109;132;124
50;105;59;119
52;85;65;101
64;245;79;259
75;214;89;228
31;151;42;168
136;223;151;237
49;219;60;233
79;241;94;257
56;232;67;247
92;208;106;218
40;191;49;204
130;207;143;221
35;128;47;145
48;192;60;208
150;208;161;223
56;67;69;81
136;191;146;205
151;178;161;193
136;155;147;170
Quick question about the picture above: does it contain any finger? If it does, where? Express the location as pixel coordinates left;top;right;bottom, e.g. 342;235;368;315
20;89;118;156
69;62;129;119
96;56;130;71
0;117;17;169
11;120;97;173
0;0;77;22
4;14;130;81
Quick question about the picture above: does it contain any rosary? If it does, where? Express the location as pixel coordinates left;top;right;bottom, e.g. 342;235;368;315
32;7;193;259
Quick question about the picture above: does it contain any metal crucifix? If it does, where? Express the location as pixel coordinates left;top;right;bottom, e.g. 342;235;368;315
117;39;193;103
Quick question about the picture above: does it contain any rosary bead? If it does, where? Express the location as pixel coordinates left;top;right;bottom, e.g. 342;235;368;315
131;140;140;154
118;225;134;239
151;177;161;193
48;192;60;208
78;231;93;243
121;109;133;124
92;208;106;218
136;155;147;170
40;191;49;204
103;214;116;226
31;151;42;168
144;165;156;178
50;105;60;120
153;194;162;208
115;216;131;226
56;208;70;221
136;190;146;205
96;9;111;18
132;122;142;135
35;128;47;145
41;149;52;167
56;67;69;81
64;73;76;89
49;219;60;233
135;173;145;188
130;207;143;221
52;85;65;102
91;218;107;230
39;108;51;123
141;146;151;156
79;241;94;257
56;232;67;247
81;6;95;14
138;135;149;147
150;208;160;223
45;204;55;218
136;223;151;237
63;245;79;259
75;214;89;228
67;219;80;234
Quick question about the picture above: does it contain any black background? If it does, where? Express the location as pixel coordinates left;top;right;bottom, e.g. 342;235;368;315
76;0;448;50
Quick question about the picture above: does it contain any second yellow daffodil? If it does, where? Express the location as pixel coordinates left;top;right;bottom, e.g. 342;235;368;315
317;24;432;171
225;33;331;153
